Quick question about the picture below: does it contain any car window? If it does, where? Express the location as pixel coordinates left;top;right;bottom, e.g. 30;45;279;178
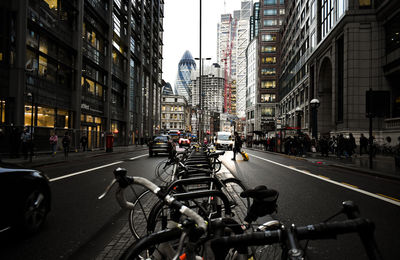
154;136;168;142
218;135;231;141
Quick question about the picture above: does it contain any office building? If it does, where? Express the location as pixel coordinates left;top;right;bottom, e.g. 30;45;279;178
279;0;400;142
0;0;164;152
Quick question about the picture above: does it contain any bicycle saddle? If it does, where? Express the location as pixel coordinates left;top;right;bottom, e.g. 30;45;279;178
240;185;279;222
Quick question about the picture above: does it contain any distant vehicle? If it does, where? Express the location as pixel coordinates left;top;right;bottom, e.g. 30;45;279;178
215;131;233;150
178;137;190;147
168;130;181;143
0;164;51;235
149;135;175;156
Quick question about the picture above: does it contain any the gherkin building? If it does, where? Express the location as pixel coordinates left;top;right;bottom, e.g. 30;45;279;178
174;50;196;103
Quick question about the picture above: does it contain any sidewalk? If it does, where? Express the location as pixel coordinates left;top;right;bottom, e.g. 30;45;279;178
0;145;148;168
246;146;400;181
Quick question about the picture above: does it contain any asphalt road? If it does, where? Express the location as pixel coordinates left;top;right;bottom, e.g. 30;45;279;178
222;149;400;259
0;149;163;260
1;148;399;259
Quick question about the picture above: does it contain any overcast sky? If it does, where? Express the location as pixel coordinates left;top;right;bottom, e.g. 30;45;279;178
162;0;244;86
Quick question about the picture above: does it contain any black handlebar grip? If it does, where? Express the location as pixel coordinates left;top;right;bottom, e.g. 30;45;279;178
113;168;133;188
342;201;360;219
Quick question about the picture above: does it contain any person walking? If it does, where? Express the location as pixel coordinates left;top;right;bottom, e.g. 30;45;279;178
62;132;71;160
21;128;31;160
359;133;369;156
49;132;58;156
232;132;242;160
80;133;88;152
349;133;356;157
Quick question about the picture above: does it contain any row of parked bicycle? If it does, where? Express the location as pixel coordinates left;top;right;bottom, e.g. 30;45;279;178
99;143;382;259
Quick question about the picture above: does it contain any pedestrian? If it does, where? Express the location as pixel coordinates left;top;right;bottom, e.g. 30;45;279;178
337;134;345;158
360;134;368;156
349;133;356;157
49;131;58;156
62;132;71;160
80;133;88;152
232;132;242;160
21;128;31;160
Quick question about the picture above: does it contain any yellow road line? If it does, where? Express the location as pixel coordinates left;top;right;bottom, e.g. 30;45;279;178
318;175;330;180
376;194;400;202
341;182;359;189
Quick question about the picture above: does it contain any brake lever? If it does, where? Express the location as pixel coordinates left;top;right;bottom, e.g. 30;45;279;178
98;179;117;200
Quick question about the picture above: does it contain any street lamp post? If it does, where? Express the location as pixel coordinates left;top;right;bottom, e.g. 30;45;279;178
310;99;320;140
295;107;303;135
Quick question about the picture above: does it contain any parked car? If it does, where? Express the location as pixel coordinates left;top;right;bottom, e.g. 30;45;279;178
149;135;175;156
0;164;51;235
179;137;191;147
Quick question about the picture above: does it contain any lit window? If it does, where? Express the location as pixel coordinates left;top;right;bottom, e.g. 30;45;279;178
43;0;57;10
359;0;371;7
262;57;277;64
261;94;276;103
39;55;47;76
261;80;276;88
262;46;277;53
262;34;276;41
37;107;55;127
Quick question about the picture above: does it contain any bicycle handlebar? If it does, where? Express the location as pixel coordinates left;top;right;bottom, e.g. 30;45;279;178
99;167;207;232
211;218;382;260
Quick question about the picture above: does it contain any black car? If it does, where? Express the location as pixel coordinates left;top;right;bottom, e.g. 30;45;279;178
149;135;175;156
0;164;51;235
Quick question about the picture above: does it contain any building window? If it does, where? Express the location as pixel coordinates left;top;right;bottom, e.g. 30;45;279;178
263;19;278;26
359;0;371;8
37;107;55;127
262;34;276;42
261;107;275;116
280;0;284;4
43;0;57;10
264;0;277;5
261;68;276;76
279;8;285;15
385;13;400;53
261;80;276;89
264;9;277;16
321;0;334;39
262;57;277;64
261;46;277;53
57;109;69;128
261;94;276;103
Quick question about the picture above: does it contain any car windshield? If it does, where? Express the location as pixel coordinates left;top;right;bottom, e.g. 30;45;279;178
154;136;168;142
218;135;231;141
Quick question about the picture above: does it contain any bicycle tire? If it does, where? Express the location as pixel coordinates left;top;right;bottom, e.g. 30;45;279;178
221;178;251;221
128;190;160;240
213;158;222;172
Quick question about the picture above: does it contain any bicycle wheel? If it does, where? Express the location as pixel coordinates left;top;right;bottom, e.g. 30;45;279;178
221;178;251;221
129;190;160;240
120;228;182;260
155;160;175;184
213;158;222;173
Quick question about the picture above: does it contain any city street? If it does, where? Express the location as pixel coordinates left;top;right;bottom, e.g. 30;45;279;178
1;149;399;259
0;149;166;260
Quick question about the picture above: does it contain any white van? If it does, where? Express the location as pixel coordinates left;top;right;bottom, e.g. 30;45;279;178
215;131;234;150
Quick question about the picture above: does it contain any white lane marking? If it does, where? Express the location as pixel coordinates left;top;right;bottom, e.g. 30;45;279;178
50;154;148;182
129;154;149;160
249;153;400;207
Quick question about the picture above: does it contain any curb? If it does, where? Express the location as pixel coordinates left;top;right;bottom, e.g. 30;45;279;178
1;147;148;168
245;147;400;182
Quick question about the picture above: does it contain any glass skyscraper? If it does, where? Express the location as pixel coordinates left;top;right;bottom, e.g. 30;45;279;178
174;50;196;104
